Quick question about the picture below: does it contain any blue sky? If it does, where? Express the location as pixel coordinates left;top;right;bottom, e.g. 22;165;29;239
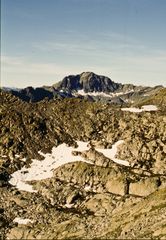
1;0;166;87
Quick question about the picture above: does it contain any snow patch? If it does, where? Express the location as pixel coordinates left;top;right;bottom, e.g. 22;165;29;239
96;140;130;166
75;89;135;98
121;105;158;113
113;89;134;96
9;140;129;193
76;90;112;98
121;107;143;113
13;217;33;225
9;141;91;192
141;105;158;111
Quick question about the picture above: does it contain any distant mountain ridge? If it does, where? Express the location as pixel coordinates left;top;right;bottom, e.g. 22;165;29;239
2;72;164;104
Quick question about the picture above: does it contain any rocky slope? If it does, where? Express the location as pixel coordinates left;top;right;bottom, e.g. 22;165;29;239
134;88;166;109
0;90;166;239
4;187;166;239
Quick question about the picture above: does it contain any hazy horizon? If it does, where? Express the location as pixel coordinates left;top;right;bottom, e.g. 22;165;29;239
1;0;166;88
1;71;165;89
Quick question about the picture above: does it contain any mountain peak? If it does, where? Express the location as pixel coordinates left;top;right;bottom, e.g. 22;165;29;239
80;71;96;79
54;72;120;93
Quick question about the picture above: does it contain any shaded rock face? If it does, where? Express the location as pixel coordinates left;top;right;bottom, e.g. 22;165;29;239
0;171;9;187
56;74;81;91
10;87;54;102
1;91;166;239
55;72;120;93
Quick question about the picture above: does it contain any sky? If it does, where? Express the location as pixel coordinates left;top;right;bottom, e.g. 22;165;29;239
1;0;166;88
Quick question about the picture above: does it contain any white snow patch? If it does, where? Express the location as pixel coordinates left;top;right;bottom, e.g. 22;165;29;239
13;217;33;225
121;105;158;113
9;140;130;193
96;140;130;166
75;89;134;98
76;90;112;98
113;89;134;96
9;141;91;192
121;107;143;113
141;105;158;111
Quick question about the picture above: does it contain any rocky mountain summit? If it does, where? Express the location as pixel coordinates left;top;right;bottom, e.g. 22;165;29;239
53;71;120;92
3;72;164;104
0;85;166;239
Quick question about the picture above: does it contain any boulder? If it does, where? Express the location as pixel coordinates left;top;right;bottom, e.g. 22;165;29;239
106;177;126;196
129;177;160;196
